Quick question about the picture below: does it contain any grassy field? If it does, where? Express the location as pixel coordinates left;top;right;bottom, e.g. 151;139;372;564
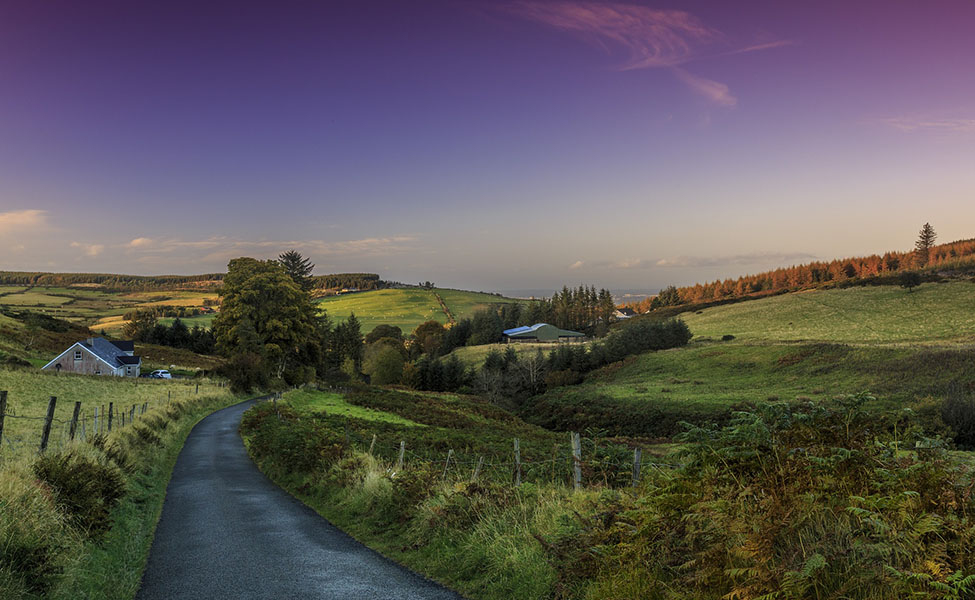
316;287;521;333
0;367;232;462
680;280;975;344
446;342;574;368
0;284;219;337
522;281;975;438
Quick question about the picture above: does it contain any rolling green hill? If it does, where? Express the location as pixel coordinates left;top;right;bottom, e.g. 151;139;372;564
678;280;975;344
525;281;975;438
316;287;520;333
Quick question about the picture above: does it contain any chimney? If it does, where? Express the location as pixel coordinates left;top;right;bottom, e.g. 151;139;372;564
86;337;95;346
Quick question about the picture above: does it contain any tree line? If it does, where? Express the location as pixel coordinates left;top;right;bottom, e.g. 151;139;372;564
0;270;384;293
627;223;960;311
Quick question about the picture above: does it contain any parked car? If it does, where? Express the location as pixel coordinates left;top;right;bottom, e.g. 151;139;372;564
149;369;173;379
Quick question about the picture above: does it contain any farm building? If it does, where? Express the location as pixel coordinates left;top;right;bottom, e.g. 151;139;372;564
502;323;586;343
42;337;142;377
614;307;637;319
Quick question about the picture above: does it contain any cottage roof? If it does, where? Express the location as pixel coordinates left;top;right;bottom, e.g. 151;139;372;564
83;337;138;366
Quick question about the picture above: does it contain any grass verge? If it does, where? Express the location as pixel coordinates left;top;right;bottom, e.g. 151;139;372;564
1;391;246;599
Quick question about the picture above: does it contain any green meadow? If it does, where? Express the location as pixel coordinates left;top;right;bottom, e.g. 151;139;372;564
680;280;975;344
316;287;520;333
524;281;975;438
0;367;232;462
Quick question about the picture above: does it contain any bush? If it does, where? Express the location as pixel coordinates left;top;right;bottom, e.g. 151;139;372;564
0;467;80;596
31;448;127;538
942;390;975;449
721;334;735;341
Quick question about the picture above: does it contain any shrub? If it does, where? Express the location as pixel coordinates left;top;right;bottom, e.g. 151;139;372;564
31;448;127;538
0;467;80;596
721;334;735;341
544;369;582;388
942;390;975;449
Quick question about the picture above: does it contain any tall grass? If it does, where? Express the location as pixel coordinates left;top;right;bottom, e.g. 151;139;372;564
241;392;975;600
0;390;242;599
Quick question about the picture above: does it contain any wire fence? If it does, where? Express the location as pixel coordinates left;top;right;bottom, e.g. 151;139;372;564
264;395;682;490
0;384;212;460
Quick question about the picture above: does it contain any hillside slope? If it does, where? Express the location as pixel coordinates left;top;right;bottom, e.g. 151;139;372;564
315;287;520;333
526;281;975;438
679;280;975;344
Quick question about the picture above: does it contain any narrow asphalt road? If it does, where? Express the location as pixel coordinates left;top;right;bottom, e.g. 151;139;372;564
137;398;466;600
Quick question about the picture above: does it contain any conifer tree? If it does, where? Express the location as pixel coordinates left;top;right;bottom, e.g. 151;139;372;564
278;249;315;292
914;222;937;267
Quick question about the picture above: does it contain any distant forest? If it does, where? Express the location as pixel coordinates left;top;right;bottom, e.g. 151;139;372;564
626;237;975;312
0;271;385;292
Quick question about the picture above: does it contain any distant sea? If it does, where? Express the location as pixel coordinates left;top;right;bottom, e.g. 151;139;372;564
499;289;658;303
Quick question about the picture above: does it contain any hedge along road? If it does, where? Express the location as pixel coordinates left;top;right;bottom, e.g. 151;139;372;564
136;398;465;600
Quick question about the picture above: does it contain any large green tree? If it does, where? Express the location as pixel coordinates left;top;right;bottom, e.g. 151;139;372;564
278;249;316;292
214;257;321;388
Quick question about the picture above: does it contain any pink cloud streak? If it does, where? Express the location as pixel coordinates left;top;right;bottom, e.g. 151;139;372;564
508;1;787;107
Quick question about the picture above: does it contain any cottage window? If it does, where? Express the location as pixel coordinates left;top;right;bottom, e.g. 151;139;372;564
74;350;82;360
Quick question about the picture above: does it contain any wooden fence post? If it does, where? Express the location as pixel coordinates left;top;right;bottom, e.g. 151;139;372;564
195;383;199;395
396;441;405;472
571;432;582;491
631;447;642;488
513;438;522;486
93;406;99;434
168;390;171;403
130;405;135;423
0;391;7;450
368;434;376;456
472;456;484;482
40;396;57;453
121;411;126;428
442;449;454;479
108;402;114;432
69;401;82;441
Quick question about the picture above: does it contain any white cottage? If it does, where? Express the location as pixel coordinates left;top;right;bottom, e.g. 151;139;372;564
42;337;142;377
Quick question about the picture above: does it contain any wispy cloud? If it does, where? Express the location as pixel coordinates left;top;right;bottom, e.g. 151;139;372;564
655;251;817;268
0;209;48;233
70;242;105;257
672;68;736;107
875;116;975;133
569;260;585;269
507;1;787;106
128;237;154;248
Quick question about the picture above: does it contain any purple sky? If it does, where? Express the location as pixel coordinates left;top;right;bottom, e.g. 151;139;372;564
2;0;974;291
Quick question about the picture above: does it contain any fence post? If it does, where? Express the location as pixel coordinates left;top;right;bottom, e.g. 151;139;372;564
130;405;135;423
168;390;171;403
94;406;99;434
631;447;642;488
571;432;582;491
121;411;126;427
108;402;114;432
513;438;522;486
0;391;7;450
472;456;484;482
69;401;82;441
196;383;199;395
396;441;405;472
442;449;454;480
40;396;57;453
368;434;376;456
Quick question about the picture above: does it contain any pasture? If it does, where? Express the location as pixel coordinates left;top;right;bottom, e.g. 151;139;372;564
0;284;219;338
0;367;232;462
316;287;521;333
521;339;974;437
680;280;975;344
